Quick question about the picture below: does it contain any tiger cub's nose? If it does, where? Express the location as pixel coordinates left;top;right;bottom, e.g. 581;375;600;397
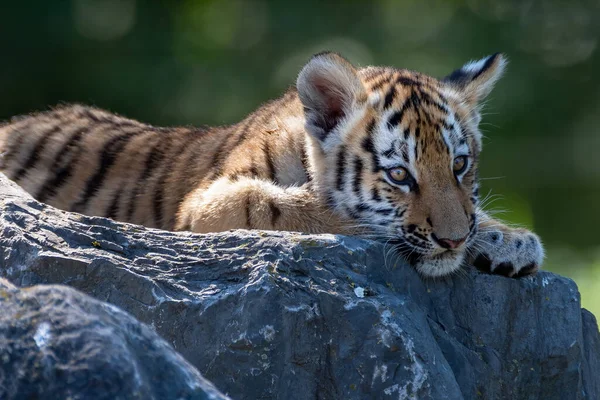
432;233;467;250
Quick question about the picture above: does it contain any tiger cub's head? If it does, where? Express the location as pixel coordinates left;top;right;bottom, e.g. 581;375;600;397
297;52;506;276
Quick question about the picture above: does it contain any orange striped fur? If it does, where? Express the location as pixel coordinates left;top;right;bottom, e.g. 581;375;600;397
0;52;544;277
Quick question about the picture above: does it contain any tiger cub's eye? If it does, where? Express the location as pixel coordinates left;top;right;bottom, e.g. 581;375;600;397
453;156;468;174
386;167;409;184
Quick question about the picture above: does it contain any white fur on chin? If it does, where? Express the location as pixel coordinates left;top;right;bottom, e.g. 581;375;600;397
415;251;465;277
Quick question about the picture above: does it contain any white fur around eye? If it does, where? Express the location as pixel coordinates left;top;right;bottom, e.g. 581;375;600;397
455;143;469;155
368;92;381;107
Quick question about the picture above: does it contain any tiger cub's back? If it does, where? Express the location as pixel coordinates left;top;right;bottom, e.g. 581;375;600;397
0;105;219;230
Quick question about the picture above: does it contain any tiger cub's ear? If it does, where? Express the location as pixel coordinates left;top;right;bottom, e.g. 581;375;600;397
443;53;507;108
297;52;366;144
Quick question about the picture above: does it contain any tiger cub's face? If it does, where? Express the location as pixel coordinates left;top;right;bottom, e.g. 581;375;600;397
298;52;506;276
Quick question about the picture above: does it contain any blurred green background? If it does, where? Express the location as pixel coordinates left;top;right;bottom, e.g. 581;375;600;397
1;1;599;315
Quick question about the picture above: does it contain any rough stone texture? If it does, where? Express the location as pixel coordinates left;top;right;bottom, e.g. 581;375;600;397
0;278;228;400
0;172;598;400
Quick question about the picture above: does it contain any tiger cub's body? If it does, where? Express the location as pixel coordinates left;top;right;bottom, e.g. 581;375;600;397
0;95;315;232
0;52;544;277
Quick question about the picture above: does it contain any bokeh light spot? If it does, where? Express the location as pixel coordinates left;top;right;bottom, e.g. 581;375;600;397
73;0;136;41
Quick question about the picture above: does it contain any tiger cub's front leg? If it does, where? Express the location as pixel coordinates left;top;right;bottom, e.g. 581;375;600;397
468;210;544;277
175;177;349;235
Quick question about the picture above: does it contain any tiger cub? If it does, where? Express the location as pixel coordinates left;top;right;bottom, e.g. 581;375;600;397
0;52;543;277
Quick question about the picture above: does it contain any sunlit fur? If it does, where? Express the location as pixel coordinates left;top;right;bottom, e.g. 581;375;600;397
0;52;543;277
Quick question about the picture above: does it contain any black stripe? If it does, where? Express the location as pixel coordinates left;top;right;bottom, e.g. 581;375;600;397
412;181;420;195
415;140;420;159
406;237;427;249
335;146;346;191
409;91;429;124
71;128;146;213
83;108;101;123
443;68;468;85
35;125;90;203
361;120;380;172
269;201;281;227
396;76;421;87
369;76;393;91
416;93;432;125
361;119;376;153
300;142;311;181
413;144;418;165
249;160;259;177
173;131;207;201
352;157;363;194
210;114;259;179
152;142;173;229
438;92;448;103
263;139;276;183
383;85;396;109
442;122;454;131
418;90;447;112
125;135;162;221
362;135;376;153
1;122;30;167
371;188;382;202
12;125;61;182
81;107;141;129
106;189;122;220
208;130;234;178
374;207;394;215
152;137;189;229
363;71;386;85
388;107;406;129
382;144;396;159
472;53;499;81
410;90;420;108
444;53;499;86
107;132;161;220
401;144;409;164
361;137;374;156
227;173;240;182
230;114;260;153
355;203;371;213
413;232;428;242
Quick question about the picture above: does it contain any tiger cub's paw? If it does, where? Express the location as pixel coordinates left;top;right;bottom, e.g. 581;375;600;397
470;227;544;278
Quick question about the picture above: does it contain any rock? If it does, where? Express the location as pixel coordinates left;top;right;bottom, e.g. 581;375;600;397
582;310;600;398
0;172;599;399
0;278;229;400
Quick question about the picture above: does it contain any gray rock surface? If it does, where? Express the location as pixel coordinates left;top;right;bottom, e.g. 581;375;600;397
0;278;228;400
0;172;599;400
